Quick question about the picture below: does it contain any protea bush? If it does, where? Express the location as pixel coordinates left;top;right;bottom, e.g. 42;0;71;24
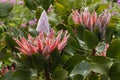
0;0;120;80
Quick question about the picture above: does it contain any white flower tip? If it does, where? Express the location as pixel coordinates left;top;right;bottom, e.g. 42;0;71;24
36;10;50;35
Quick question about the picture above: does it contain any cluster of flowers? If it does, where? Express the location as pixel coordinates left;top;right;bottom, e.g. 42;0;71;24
21;18;37;28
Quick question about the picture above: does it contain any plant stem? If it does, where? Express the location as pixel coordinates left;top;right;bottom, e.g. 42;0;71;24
98;75;101;80
44;69;51;80
92;49;96;56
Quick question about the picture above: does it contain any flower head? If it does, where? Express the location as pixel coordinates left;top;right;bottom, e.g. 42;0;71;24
14;30;70;57
72;8;111;32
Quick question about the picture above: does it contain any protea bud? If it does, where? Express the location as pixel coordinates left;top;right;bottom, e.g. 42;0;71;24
72;8;111;31
14;30;70;57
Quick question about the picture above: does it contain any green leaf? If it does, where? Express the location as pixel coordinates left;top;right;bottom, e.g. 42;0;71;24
106;39;120;59
105;26;113;43
24;0;37;10
5;34;18;51
64;55;85;72
40;0;51;11
76;25;85;40
9;57;25;67
90;56;113;74
32;53;47;71
83;30;99;49
72;74;83;80
36;7;44;20
56;0;73;11
70;61;91;78
0;2;13;17
66;26;77;41
34;0;41;4
101;74;109;80
54;2;67;15
89;73;98;80
96;3;109;13
50;48;61;71
0;49;12;62
93;0;100;3
90;63;106;74
0;71;13;80
64;27;81;55
89;2;99;13
21;54;34;68
48;12;61;25
12;69;32;80
52;69;68;80
108;63;120;80
67;13;74;25
73;0;82;9
55;23;66;30
85;0;92;5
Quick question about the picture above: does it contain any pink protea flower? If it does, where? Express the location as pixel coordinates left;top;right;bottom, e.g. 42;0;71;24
72;8;111;32
14;30;70;56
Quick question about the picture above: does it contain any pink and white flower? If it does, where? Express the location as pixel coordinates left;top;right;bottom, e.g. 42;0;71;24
14;30;70;56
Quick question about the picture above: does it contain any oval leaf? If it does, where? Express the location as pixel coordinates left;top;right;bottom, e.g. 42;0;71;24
70;61;91;78
83;30;99;49
52;69;68;80
108;63;120;80
106;39;120;59
0;2;13;17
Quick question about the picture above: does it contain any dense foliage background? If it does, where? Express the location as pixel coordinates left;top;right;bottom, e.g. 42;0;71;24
0;0;120;80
